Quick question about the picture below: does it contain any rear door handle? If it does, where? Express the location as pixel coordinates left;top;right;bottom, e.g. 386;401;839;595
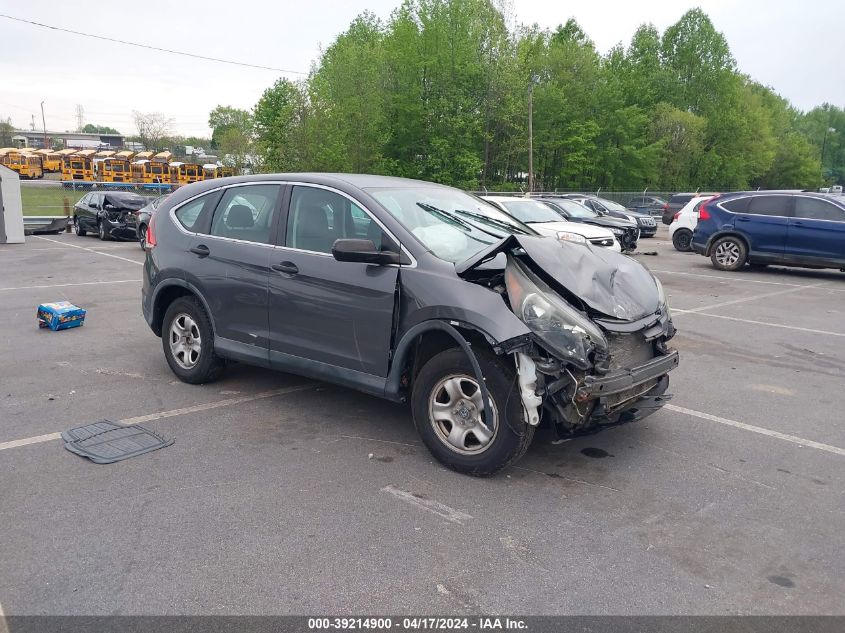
272;261;299;275
189;244;210;257
736;216;750;222
792;221;805;226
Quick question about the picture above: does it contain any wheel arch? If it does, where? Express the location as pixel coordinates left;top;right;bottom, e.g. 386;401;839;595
704;230;750;257
150;280;216;338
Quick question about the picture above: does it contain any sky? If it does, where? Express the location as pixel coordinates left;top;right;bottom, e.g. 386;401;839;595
1;0;843;139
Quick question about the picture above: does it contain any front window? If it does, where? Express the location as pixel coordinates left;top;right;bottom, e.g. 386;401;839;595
548;199;598;218
596;198;628;213
367;187;531;264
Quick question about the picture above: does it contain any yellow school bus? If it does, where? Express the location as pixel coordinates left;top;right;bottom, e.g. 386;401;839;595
95;150;117;160
134;151;154;161
152;151;173;164
61;152;95;183
34;148;62;172
115;150;136;161
131;159;171;185
96;157;133;183
169;162;203;185
1;150;44;178
202;163;220;180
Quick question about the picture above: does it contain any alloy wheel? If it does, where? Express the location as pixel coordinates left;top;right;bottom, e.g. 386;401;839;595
714;240;741;267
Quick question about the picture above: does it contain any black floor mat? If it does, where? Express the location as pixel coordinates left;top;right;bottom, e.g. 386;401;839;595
61;421;174;464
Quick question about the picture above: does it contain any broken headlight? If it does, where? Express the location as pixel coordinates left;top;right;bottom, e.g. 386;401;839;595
505;256;607;368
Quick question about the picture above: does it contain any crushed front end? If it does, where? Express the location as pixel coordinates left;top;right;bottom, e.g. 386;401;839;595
502;251;678;438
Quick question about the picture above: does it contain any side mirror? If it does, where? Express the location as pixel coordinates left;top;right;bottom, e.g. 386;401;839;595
331;239;401;265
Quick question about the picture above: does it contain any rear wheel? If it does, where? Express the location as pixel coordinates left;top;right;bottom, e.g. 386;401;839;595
672;228;693;252
74;216;86;236
411;348;534;476
710;236;747;271
138;224;147;250
98;220;109;241
161;297;225;384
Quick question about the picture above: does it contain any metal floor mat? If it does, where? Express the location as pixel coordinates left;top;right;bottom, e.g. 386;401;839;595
61;421;174;464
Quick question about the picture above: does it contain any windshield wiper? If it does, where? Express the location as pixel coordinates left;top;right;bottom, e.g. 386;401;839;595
416;202;475;231
453;208;528;234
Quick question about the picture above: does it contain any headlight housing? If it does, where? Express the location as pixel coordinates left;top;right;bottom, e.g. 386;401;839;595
654;276;671;316
610;227;625;236
556;231;587;245
505;256;607;368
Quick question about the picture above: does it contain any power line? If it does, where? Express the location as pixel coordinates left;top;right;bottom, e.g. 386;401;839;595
0;13;308;75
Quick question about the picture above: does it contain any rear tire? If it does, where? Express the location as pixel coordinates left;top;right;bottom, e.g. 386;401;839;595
139;224;147;250
672;228;693;252
98;220;109;241
411;348;534;476
161;297;225;384
74;217;87;236
710;236;747;271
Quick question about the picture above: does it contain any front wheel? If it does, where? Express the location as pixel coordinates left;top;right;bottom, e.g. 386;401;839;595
98;220;109;241
162;297;225;384
672;228;693;252
411;348;534;476
74;217;87;236
710;236;748;271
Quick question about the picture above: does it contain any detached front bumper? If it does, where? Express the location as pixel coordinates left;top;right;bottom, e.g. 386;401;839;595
103;218;137;241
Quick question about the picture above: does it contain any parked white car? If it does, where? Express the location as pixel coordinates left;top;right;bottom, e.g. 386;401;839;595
480;196;621;252
669;195;716;252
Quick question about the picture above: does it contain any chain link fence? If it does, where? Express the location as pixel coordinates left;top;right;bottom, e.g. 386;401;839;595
20;180;174;219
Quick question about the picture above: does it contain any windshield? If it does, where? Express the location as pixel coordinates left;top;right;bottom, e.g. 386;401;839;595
547;199;598;218
595;198;627;212
496;199;563;224
367;187;532;264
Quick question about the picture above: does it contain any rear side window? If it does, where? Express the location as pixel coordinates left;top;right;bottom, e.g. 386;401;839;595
720;197;749;213
175;194;217;231
669;194;693;204
210;185;281;244
794;197;845;222
747;195;792;217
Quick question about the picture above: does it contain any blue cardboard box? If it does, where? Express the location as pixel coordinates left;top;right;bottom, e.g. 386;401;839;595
37;301;86;331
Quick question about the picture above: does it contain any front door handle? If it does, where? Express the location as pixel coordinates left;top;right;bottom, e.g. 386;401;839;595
736;216;750;222
189;244;210;257
792;221;805;227
272;261;299;275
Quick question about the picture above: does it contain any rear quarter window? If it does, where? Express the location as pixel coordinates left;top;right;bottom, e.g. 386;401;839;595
174;193;218;232
720;197;750;213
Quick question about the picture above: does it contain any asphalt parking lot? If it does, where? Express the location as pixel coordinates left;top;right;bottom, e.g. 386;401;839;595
1;227;843;616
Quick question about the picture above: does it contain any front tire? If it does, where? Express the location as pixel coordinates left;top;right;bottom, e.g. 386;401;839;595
710;236;748;271
74;217;87;236
98;220;109;241
411;348;534;476
672;228;693;252
162;297;225;384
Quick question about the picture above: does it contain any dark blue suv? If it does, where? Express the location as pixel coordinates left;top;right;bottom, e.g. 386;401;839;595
691;192;845;272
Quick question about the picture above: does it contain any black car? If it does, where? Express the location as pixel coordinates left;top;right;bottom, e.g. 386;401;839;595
136;194;170;249
537;196;640;250
142;174;678;476
627;195;667;217
73;191;150;241
554;194;657;237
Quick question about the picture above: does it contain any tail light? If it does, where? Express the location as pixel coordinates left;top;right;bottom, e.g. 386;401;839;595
673;211;681;222
662;203;669;210
698;195;720;221
146;212;157;249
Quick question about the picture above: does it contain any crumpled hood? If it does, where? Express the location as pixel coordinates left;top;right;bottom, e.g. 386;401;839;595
457;234;661;321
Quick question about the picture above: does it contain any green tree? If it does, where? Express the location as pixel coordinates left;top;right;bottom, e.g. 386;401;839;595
0;116;14;146
81;123;121;134
208;106;253;150
253;78;309;171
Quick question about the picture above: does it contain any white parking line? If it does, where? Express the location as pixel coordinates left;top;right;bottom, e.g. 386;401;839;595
666;404;845;457
653;268;845;292
0;279;138;292
0;384;314;452
33;236;143;266
382;485;474;524
678;282;826;314
672;309;845;338
0;599;7;633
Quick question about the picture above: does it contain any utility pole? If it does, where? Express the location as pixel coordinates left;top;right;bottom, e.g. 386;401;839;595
821;126;836;170
75;104;85;131
30;114;35;131
528;82;534;193
40;101;48;149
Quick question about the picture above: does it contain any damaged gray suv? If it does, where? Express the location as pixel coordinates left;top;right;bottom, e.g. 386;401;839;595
142;174;678;475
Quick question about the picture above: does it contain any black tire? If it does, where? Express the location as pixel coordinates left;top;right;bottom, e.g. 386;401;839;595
161;296;225;384
710;235;748;271
411;348;534;476
74;216;87;236
98;220;109;241
672;228;693;252
138;224;147;250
